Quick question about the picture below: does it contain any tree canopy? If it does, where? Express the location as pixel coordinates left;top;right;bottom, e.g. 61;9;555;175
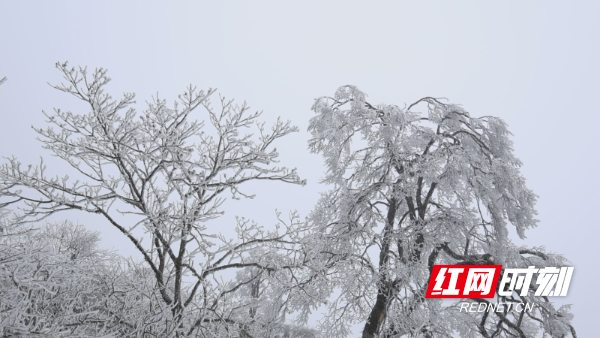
302;85;575;338
0;63;309;337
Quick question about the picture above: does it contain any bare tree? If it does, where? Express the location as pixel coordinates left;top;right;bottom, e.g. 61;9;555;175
0;63;307;337
303;86;576;338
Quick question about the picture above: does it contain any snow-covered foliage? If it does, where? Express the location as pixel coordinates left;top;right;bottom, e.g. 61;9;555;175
302;86;576;338
0;218;118;337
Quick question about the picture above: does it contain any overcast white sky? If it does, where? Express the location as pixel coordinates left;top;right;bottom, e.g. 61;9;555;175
1;1;599;336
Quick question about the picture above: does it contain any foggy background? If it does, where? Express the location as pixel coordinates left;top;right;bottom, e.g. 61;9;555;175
1;1;598;336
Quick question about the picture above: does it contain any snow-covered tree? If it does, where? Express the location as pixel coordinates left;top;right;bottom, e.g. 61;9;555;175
0;63;307;337
304;86;576;338
0;217;118;337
